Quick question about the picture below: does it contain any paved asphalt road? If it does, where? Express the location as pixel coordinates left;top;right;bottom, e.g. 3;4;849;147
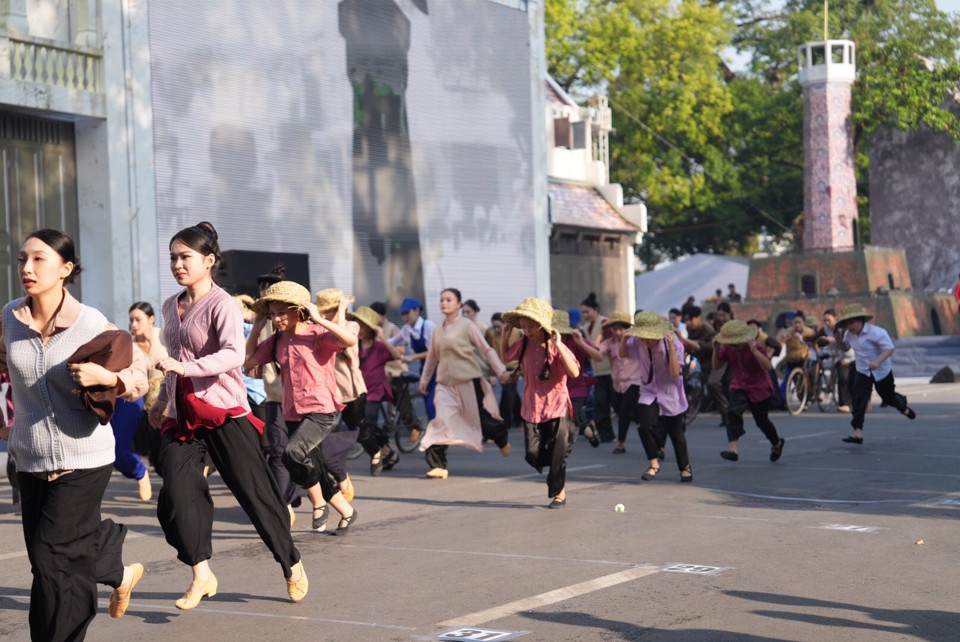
0;382;957;641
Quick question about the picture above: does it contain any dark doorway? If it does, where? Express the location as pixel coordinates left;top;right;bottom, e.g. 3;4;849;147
0;113;78;303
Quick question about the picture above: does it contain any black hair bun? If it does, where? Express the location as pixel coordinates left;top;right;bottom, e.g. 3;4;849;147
195;221;218;241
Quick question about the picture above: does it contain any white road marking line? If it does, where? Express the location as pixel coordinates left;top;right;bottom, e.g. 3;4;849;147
760;431;833;442
0;595;415;630
0;527;164;562
436;565;660;627
339;543;647;567
703;487;923;504
480;464;606;483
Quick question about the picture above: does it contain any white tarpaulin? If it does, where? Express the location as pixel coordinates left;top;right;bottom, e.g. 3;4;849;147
635;254;751;315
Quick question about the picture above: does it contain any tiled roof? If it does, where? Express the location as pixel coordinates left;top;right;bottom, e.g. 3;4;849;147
548;181;639;233
546;82;567;106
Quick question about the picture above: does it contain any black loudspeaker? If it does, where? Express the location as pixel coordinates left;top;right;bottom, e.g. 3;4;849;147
930;366;960;384
216;250;311;298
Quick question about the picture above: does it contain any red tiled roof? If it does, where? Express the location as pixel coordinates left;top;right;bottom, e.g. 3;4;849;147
548;181;639;233
546;82;567;106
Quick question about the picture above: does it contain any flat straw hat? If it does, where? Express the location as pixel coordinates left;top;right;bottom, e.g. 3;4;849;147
347;306;381;332
253;281;311;315
835;303;874;328
502;298;554;333
552;310;575;335
232;294;256;315
716;319;758;345
626;311;671;339
315;288;345;312
603;311;633;328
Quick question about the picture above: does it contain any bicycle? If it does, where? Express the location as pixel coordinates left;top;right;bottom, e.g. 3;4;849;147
347;373;427;459
682;359;704;426
814;350;838;413
784;360;814;416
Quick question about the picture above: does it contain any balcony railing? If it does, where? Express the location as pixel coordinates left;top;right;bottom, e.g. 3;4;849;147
8;34;101;92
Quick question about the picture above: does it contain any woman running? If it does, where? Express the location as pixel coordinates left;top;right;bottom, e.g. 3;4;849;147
2;228;148;639
348;305;406;474
247;282;359;534
598;312;643;454
502;298;581;508
149;222;307;610
552;310;601;447
129;301;169;480
109;302;163;501
579;292;614;442
418;288;510;479
628;312;692;482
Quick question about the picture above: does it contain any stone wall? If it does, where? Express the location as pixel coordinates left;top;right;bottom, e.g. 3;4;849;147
731;292;958;339
870;107;960;292
747;248;911;300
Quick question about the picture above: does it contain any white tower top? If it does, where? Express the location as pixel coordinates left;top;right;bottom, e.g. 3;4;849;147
798;40;856;85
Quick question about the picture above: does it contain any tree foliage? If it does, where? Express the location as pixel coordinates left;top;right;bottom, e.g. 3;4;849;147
545;0;960;263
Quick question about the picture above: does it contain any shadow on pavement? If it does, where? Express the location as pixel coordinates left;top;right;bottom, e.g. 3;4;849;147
726;590;955;641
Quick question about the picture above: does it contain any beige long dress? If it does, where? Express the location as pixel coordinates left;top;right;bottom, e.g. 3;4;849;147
418;317;505;452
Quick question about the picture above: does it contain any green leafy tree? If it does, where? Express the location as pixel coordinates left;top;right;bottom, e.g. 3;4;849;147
732;0;960;241
545;0;960;261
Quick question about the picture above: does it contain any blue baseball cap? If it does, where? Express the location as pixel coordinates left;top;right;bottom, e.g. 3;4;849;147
399;297;423;313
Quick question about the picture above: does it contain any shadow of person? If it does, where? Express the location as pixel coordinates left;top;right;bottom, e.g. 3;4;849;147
726;590;956;641
522;610;785;641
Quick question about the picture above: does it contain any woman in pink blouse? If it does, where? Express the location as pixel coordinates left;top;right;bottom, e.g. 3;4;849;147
628;312;692;482
501;298;581;509
149;222;307;610
349;305;405;474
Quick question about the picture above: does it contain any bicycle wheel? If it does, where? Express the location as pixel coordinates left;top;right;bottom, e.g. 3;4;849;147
785;367;807;416
816;367;835;412
683;371;704;426
394;392;427;453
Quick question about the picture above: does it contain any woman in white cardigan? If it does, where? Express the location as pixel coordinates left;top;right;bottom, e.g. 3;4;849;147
0;229;148;641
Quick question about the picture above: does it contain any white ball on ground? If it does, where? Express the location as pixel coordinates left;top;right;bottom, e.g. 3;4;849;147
614;504;625;513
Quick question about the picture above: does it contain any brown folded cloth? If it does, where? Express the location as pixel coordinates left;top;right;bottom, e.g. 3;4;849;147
67;330;133;425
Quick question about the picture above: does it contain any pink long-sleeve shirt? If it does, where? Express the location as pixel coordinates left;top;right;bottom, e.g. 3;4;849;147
158;284;251;421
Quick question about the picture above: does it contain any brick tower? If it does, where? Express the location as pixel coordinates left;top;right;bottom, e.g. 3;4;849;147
799;40;858;251
725;39;960;339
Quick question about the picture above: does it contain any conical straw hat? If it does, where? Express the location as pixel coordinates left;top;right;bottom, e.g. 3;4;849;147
552;310;575;335
716;319;758;345
602;311;633;328
253;281;311;315
347;306;381;332
315;288;345;312
626;311;671;339
502;298;554;333
835;303;874;327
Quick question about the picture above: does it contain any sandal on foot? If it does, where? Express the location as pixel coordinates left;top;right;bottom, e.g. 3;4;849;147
613;446;626;454
901;406;916;420
312;505;328;532
641;466;660;481
335;509;358;534
680;466;693;483
548;497;566;509
842;435;863;444
382;449;400;471
770;438;786;462
583;424;600;448
370;454;384;477
720;450;739;462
